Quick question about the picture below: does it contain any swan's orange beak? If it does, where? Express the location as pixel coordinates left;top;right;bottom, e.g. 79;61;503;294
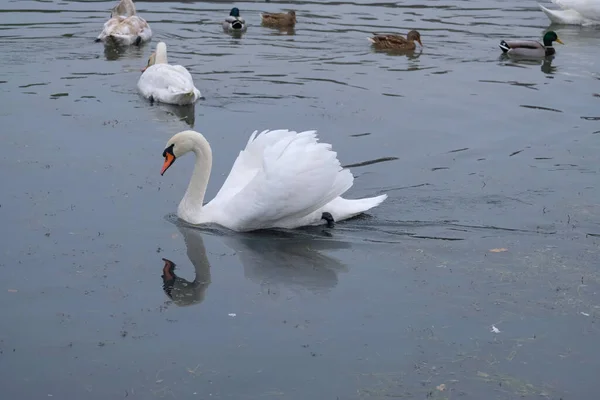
161;152;175;175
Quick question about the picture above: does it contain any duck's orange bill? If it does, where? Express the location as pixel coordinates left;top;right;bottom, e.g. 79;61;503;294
161;152;175;175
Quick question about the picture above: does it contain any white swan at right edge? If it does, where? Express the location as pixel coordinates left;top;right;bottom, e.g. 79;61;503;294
539;0;600;25
160;129;388;232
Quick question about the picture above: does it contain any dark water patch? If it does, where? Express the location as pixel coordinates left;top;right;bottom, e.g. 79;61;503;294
409;234;464;241
19;82;49;88
509;149;524;156
381;92;403;97
383;183;432;193
50;92;68;99
480;79;538;90
350;132;371;137
581;116;600;121
534;157;552;160
343;156;398;168
448;147;469;153
297;77;368;90
520;105;562;112
431;166;449;171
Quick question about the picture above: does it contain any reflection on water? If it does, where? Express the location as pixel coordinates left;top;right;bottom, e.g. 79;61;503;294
161;224;350;307
499;53;556;75
102;40;147;61
153;102;196;127
161;226;211;307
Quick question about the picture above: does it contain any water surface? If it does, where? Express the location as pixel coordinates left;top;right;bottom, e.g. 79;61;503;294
1;0;599;399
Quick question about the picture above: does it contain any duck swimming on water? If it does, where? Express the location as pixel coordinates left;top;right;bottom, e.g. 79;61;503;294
499;31;564;58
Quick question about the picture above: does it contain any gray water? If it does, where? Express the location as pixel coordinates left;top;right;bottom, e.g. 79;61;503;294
1;0;599;398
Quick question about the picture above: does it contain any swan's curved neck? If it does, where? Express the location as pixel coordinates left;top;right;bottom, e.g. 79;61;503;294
155;43;168;64
112;0;136;17
178;135;213;222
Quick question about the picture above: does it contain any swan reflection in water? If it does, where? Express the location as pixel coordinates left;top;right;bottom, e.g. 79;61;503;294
161;224;351;307
152;103;196;127
103;40;146;61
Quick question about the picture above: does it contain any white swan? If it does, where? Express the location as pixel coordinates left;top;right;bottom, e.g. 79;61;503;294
137;42;202;105
160;129;388;232
539;0;600;25
96;0;152;45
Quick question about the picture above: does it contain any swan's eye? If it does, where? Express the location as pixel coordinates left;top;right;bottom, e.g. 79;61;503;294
162;144;175;158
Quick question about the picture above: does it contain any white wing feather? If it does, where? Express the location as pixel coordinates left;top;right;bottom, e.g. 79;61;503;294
97;16;152;45
552;0;600;19
212;130;354;231
213;129;298;202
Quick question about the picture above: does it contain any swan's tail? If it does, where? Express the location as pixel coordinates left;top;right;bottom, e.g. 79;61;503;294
538;3;588;24
168;87;201;105
333;194;388;222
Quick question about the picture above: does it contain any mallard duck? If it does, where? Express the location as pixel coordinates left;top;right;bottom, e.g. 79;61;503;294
137;42;201;105
499;31;564;58
261;11;296;28
222;7;247;32
96;0;152;46
368;30;423;51
539;0;600;26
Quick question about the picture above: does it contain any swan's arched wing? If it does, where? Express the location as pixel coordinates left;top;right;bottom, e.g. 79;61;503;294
215;130;354;231
213;130;298;202
554;0;600;19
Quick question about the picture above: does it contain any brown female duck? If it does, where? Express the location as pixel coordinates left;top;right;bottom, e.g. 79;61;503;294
368;30;423;51
261;10;296;28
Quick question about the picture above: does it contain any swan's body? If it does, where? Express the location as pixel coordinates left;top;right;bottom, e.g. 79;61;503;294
160;130;387;232
137;42;201;105
96;0;152;45
539;0;600;25
223;7;247;32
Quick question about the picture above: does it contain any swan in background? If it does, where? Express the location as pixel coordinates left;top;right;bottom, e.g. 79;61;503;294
137;42;202;105
539;0;600;25
159;129;388;232
96;0;152;46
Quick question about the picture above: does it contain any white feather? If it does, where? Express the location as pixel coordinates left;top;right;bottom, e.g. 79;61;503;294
96;0;152;45
539;0;600;25
137;43;201;105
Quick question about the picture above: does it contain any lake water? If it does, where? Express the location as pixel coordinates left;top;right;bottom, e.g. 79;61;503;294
1;0;599;398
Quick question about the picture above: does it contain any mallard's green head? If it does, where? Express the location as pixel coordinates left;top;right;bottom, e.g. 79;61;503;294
543;31;564;46
230;7;240;17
